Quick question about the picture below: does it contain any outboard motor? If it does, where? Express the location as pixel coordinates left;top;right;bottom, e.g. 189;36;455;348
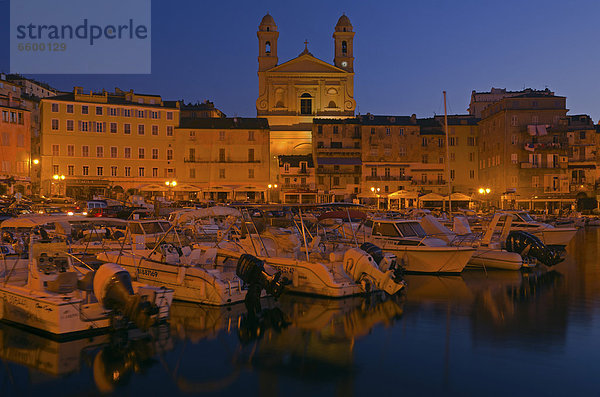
505;231;563;267
236;254;285;313
360;242;404;281
93;263;159;331
343;248;405;295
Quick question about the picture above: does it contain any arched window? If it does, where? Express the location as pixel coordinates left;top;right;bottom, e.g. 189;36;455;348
266;26;270;32
328;101;337;108
342;41;347;55
265;41;271;54
300;93;312;115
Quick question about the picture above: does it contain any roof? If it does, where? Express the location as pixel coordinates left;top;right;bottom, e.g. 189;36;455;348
178;117;269;130
278;154;314;167
46;93;179;109
259;14;277;29
358;115;416;125
313;118;360;125
335;15;352;30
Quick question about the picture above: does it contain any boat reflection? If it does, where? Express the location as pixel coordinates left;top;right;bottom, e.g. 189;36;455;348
0;322;172;394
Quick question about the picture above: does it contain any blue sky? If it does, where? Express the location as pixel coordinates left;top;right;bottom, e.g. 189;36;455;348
1;0;599;120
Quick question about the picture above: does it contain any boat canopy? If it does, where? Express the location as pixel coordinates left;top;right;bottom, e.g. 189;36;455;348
317;209;367;222
171;206;241;225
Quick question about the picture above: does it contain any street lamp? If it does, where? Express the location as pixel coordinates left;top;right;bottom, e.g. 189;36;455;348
478;187;491;210
267;183;278;203
371;186;381;210
52;174;65;196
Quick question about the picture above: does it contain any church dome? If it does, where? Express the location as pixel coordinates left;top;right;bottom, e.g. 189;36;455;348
335;14;352;31
259;14;277;31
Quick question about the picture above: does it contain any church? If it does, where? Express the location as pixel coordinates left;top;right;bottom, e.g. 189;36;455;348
256;14;357;171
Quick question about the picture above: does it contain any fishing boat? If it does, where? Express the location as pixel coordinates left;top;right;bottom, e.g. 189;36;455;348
0;238;173;338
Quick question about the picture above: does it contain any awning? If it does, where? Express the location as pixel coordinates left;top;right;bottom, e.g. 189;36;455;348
139;184;168;192
171;183;202;192
448;193;472;201
419;193;445;201
387;190;419;200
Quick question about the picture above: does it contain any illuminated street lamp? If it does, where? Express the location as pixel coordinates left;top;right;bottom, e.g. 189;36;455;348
267;183;278;203
371;186;381;210
478;187;491;210
32;159;39;165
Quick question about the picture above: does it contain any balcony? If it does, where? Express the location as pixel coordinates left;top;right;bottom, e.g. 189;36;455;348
411;180;447;186
365;175;412;182
184;158;262;164
281;183;315;190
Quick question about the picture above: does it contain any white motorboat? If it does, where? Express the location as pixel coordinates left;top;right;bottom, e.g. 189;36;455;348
0;239;173;338
496;211;577;247
360;217;474;273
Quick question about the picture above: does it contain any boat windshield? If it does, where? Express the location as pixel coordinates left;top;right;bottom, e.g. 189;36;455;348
518;212;534;222
141;221;171;234
395;222;427;238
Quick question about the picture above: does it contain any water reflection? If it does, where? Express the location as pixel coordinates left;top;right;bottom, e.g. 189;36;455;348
1;228;600;395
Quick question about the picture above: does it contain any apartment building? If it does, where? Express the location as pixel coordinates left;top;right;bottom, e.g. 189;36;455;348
40;87;180;197
0;97;31;194
278;154;316;203
175;117;270;202
478;92;569;209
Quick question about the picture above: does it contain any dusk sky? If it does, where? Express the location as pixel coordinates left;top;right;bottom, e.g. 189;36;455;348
1;0;599;120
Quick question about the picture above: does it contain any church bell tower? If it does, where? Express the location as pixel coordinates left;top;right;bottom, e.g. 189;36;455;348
257;13;279;72
333;14;355;72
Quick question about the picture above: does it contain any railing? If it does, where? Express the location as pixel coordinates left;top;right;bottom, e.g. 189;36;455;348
184;158;261;163
365;176;412;181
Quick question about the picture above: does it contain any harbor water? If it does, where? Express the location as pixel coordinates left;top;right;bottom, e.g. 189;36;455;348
1;227;599;396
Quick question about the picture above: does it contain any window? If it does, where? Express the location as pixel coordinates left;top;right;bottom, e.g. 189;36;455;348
467;137;476;146
511;115;518;126
511;153;518;164
152;148;159;159
138;124;145;135
82;165;89;176
386;128;391;135
248;169;254;179
219;168;225;178
284;163;290;173
123;109;131;117
422;137;428;147
300;93;312;115
450;153;455;161
152;168;158;177
0;133;8;146
110;123;117;133
333;176;340;185
109;108;117;116
95;122;104;133
167;149;173;160
450;170;455;180
150;111;159;119
422;154;428;163
580;131;586;140
97;166;103;176
124;147;131;158
470;170;475;179
511;135;518;145
384;167;391;177
399;128;404;136
439;156;444;164
438;138;444;148
342;40;347;54
371;167;377;177
68;165;74;176
469;152;474;162
219;131;226;141
449;137;457;146
371;128;376;135
189;168;196;179
152;125;158;135
399;146;406;156
51;103;58;112
66;104;73;114
96;146;103;158
248;148;254;162
124;124;131;134
188;148;195;162
532;176;540;187
82;145;89;157
52;144;59;156
137;109;145;118
111;166;117;177
66;120;74;131
96;106;103;115
67;145;74;156
333;126;339;134
51;119;59;130
110;147;117;158
138;148;145;159
167;112;173;120
167;126;173;136
52;165;59;175
125;167;131;177
317;125;323;135
138;167;145;177
81;105;88;115
219;148;225;162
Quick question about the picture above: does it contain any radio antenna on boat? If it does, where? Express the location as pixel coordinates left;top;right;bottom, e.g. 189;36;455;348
443;91;452;212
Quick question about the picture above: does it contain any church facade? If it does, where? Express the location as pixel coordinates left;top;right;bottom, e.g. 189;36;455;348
256;14;357;180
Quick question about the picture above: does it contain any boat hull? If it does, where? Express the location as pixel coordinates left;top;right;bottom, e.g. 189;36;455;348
98;251;248;306
383;245;474;273
467;249;524;270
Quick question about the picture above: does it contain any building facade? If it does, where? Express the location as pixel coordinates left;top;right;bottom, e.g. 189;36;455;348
175;118;270;202
278;154;316;203
478;92;569;209
40;87;180;197
0;97;31;194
